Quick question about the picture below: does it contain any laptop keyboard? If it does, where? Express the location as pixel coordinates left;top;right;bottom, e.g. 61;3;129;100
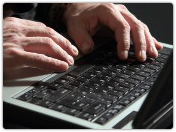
16;42;170;125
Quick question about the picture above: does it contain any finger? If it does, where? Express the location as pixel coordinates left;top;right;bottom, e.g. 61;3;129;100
20;37;74;65
24;26;78;56
153;37;163;51
20;51;69;72
6;17;47;27
119;9;147;62
68;21;94;54
97;4;130;60
143;24;158;58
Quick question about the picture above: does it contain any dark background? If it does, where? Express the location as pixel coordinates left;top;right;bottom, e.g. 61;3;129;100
122;3;173;45
4;3;173;129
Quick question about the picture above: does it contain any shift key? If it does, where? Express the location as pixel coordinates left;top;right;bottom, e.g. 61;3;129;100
84;102;105;115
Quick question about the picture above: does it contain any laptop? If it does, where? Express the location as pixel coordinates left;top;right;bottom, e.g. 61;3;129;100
3;38;173;129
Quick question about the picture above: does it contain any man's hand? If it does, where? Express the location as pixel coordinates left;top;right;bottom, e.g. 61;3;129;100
64;3;163;62
3;17;78;71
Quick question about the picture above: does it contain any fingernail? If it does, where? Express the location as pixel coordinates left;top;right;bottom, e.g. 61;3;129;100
72;45;78;55
151;46;158;58
140;50;146;62
81;44;92;53
120;50;128;60
68;55;74;65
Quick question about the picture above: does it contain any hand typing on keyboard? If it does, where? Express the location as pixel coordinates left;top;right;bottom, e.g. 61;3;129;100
3;3;163;72
64;3;163;62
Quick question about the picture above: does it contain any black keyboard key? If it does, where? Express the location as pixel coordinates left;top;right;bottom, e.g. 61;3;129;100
78;112;93;121
69;91;84;100
137;72;150;77
132;75;145;81
106;80;119;87
93;88;108;95
83;72;96;79
54;88;70;97
133;92;141;98
49;82;62;90
156;57;166;63
104;70;116;76
123;70;135;75
35;92;47;99
55;78;69;85
140;85;150;90
103;94;117;103
38;100;53;108
18;94;32;101
42;89;55;95
142;68;155;74
69;65;92;77
51;104;66;112
62;75;76;81
127;96;136;101
102;84;114;91
102;113;113;120
119;100;131;106
84;102;105;115
112;76;125;83
114;86;129;94
95;117;108;125
58;98;77;108
161;54;168;59
147;65;160;71
116;74;130;79
143;81;154;86
109;66;122;73
86;93;100;101
97;74;111;81
152;61;164;67
27;97;40;104
135;89;146;94
63;108;80;116
107;109;119;116
120;82;135;89
126;78;140;85
44;94;60;102
113;104;124;110
127;67;140;72
108;90;123;97
74;99;90;110
27;88;40;95
97;98;112;107
77;76;89;83
70;80;84;87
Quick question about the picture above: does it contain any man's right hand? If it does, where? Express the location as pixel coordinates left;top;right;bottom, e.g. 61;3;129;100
3;17;78;72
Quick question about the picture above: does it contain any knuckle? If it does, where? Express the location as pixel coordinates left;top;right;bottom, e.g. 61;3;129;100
7;48;20;56
5;17;17;22
43;37;54;46
140;43;147;50
133;20;145;31
122;42;130;50
105;3;115;8
98;3;115;12
45;27;55;36
118;4;128;10
8;23;20;31
36;22;46;27
35;54;46;61
143;23;149;31
10;36;20;43
121;22;131;32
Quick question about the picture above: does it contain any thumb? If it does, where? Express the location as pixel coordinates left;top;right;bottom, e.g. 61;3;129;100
68;23;94;54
